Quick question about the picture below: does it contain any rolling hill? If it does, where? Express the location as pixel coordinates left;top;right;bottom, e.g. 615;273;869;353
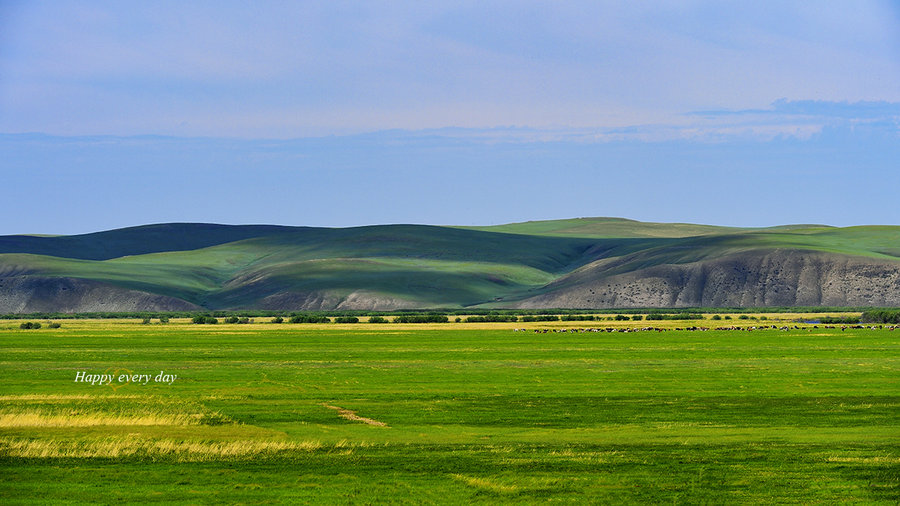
1;218;899;312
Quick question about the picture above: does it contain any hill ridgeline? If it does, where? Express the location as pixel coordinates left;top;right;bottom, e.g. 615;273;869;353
1;218;898;312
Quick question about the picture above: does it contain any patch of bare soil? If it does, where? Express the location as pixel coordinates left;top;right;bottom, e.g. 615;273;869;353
321;403;389;427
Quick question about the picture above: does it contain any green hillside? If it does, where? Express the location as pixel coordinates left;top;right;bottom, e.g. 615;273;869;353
1;219;899;311
0;223;299;260
462;217;751;238
0;224;601;309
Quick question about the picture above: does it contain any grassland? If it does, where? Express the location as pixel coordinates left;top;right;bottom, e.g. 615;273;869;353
0;319;897;503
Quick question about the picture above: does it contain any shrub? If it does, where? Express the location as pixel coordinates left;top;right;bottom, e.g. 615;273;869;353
738;315;750;320
561;315;593;322
820;316;861;324
48;322;61;328
521;315;559;322
711;315;722;320
334;316;359;324
861;309;900;324
646;313;703;321
466;315;518;322
271;317;284;324
368;316;388;324
224;316;240;324
192;315;218;324
393;315;448;323
158;316;169;324
19;322;41;329
289;315;331;323
142;317;151;324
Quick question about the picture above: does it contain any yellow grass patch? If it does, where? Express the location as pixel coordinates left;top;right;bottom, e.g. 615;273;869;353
826;456;900;464
0;394;142;402
0;411;202;427
0;437;325;460
450;474;519;494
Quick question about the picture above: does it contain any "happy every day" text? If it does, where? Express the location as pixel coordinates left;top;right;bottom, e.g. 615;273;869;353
74;371;178;385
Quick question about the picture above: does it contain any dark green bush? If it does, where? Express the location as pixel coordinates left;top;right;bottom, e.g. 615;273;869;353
860;310;900;324
521;315;559;322
289;315;331;323
561;315;594;322
646;313;703;321
820;316;861;324
393;315;448;323
466;315;519;322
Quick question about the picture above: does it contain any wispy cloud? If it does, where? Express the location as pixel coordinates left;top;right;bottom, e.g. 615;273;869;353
372;99;900;144
679;99;900;141
691;99;900;120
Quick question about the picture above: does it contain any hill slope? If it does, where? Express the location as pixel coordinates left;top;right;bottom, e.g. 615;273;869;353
1;219;899;312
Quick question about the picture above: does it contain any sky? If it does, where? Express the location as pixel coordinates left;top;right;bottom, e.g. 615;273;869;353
1;1;899;235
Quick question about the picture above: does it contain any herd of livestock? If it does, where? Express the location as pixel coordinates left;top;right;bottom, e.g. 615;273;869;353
516;325;896;333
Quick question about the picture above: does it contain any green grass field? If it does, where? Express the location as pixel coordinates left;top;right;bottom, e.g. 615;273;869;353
1;320;897;503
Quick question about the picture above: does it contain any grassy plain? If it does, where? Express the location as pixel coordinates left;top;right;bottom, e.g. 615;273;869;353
0;319;897;503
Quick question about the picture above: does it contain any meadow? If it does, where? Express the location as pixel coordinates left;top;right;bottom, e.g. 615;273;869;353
0;318;897;503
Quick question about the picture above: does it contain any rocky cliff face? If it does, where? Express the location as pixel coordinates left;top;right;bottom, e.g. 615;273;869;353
254;290;426;311
515;250;900;308
0;276;201;313
3;249;900;312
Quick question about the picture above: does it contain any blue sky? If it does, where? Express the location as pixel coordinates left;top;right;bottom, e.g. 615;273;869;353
1;1;899;234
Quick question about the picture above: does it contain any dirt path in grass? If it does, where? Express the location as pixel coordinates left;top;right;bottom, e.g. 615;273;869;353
321;403;389;427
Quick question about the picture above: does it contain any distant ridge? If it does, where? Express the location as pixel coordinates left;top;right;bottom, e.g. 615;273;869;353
0;223;300;260
1;218;898;312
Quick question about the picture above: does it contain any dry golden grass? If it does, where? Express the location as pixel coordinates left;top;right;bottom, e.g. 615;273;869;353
0;394;141;402
0;411;204;427
450;474;519;494
0;397;232;428
826;456;900;464
0;437;327;460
